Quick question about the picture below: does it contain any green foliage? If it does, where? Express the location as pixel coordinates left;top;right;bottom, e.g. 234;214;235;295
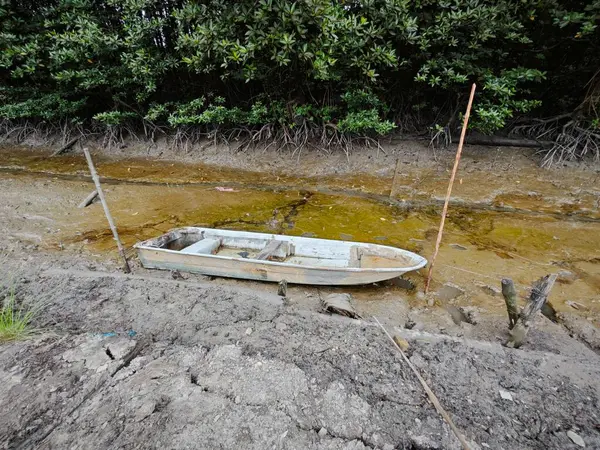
0;0;599;139
93;111;137;126
0;286;41;343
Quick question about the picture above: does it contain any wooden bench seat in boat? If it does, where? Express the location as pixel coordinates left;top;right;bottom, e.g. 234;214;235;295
181;238;221;255
256;239;292;260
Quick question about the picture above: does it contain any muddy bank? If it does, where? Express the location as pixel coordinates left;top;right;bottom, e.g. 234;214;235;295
0;142;599;449
1;260;599;450
0;144;598;327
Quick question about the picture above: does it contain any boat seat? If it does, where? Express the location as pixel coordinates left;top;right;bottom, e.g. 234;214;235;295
256;239;290;260
349;246;362;268
180;238;221;255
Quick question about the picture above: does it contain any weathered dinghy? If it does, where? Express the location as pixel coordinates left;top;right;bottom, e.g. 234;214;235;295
134;227;427;285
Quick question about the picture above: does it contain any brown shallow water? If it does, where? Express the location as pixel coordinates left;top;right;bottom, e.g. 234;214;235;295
1;146;599;324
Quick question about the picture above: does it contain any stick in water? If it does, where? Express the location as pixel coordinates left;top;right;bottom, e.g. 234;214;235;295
424;84;476;293
83;148;131;273
373;317;471;450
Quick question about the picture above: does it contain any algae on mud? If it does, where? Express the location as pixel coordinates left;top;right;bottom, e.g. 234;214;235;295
0;145;599;326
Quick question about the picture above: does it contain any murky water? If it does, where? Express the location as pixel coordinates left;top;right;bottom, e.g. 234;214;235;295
1;146;598;322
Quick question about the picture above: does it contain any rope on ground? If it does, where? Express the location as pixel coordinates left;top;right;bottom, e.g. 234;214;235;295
373;316;471;450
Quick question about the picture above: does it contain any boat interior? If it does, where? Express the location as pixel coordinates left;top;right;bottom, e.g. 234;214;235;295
142;228;418;269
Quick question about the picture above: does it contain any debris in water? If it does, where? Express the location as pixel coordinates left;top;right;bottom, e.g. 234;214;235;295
449;243;468;250
566;300;588;311
499;389;513;401
567;430;585;447
215;186;238;192
339;233;353;240
321;293;361;319
237;251;249;258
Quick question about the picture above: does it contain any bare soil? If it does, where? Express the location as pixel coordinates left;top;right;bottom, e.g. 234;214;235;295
0;141;599;449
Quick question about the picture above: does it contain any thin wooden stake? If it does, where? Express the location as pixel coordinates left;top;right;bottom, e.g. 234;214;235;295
424;84;476;294
83;148;131;273
389;157;402;199
374;317;471;450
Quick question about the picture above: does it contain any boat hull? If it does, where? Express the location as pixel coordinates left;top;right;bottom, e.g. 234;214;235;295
135;227;427;286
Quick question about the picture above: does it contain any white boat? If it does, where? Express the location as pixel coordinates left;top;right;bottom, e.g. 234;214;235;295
134;227;427;285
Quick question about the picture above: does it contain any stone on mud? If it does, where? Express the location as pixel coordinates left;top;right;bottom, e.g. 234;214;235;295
435;283;465;301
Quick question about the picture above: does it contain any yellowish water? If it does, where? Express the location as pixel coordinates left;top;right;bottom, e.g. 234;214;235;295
1;146;598;323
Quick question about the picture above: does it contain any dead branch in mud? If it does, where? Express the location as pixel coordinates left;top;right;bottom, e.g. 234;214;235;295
51;137;79;157
465;135;553;148
374;317;471;450
78;190;99;208
505;274;557;348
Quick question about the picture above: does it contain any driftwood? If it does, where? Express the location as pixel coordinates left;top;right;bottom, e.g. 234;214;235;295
83;148;131;274
501;278;519;329
78;190;98;208
506;274;557;348
322;293;360;319
374;317;471;450
464;135;553;148
51;137;79;157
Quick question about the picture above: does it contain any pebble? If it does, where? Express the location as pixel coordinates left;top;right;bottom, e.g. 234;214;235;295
567;430;585;447
275;322;287;331
245;328;253;335
391;277;415;291
318;427;328;438
557;270;577;284
499;389;513;401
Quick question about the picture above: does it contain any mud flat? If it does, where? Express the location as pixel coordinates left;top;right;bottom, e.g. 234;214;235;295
0;143;599;449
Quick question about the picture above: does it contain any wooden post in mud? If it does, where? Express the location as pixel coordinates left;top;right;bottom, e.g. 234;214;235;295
424;84;476;294
83;148;131;273
506;274;557;348
501;278;519;329
389;158;402;199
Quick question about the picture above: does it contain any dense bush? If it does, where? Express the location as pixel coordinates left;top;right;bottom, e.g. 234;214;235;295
1;0;599;158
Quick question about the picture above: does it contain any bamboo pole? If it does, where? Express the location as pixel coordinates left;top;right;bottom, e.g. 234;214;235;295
83;148;131;273
389;157;402;199
374;317;471;450
424;84;476;294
